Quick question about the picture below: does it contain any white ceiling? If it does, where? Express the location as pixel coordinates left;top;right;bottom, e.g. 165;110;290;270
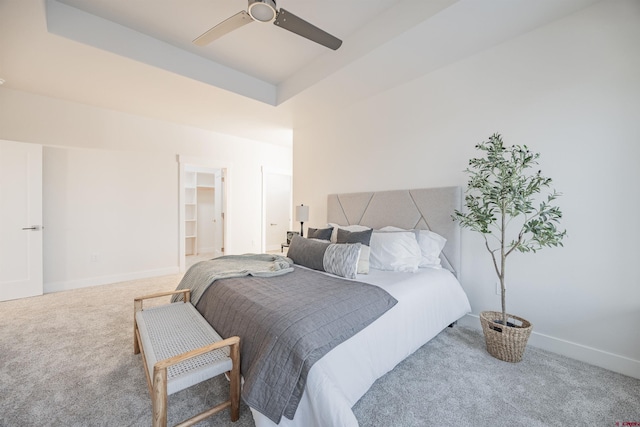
0;0;600;146
56;0;402;86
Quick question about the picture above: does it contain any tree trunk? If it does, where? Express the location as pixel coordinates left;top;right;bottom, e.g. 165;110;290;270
500;203;507;328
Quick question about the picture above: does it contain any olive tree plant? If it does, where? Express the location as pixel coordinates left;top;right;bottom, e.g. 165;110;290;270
453;133;567;328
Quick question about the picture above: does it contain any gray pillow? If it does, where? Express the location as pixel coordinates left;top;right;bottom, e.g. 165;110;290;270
307;227;333;241
336;228;372;245
287;235;329;271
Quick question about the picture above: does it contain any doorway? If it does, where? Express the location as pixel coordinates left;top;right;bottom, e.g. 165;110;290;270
262;167;292;253
179;157;227;272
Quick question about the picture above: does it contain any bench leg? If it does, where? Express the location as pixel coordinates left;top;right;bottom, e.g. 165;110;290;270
229;341;241;422
152;367;168;427
134;324;141;355
134;299;142;354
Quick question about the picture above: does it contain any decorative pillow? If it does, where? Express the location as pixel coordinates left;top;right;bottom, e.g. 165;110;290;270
328;223;371;243
306;227;333;241
323;243;362;279
380;226;446;268
287;235;361;279
337;228;373;274
336;228;372;245
286;235;329;271
415;230;446;268
369;231;421;272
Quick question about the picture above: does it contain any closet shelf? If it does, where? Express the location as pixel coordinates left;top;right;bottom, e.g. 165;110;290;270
185;169;217;256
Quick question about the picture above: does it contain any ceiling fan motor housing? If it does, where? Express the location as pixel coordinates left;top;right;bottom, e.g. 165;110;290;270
248;0;277;23
192;0;341;50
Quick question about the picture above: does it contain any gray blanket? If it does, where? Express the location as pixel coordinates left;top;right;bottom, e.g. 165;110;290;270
171;254;294;305
195;266;398;424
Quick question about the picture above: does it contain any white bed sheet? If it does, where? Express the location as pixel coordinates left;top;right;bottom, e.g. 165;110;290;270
250;267;471;427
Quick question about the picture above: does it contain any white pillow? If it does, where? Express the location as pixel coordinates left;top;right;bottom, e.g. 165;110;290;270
335;228;373;274
328;223;371;243
379;226;406;232
356;245;370;274
380;226;446;268
416;230;446;268
369;231;421;272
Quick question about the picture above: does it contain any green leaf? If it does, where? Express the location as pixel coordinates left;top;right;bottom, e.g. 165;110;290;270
452;133;567;314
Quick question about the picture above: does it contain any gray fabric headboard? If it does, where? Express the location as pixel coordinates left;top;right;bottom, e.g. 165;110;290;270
327;187;462;275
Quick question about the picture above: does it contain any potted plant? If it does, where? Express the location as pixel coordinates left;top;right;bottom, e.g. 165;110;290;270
453;133;566;362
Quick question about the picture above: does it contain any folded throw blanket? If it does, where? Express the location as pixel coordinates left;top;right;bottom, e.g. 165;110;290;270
171;253;293;305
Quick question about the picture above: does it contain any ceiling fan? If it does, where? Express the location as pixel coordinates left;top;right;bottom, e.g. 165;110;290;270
193;0;342;50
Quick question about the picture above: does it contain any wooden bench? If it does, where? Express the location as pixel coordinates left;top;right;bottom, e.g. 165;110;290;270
134;289;240;427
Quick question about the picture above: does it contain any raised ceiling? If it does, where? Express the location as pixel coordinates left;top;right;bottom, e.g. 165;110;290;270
56;0;402;86
0;0;600;146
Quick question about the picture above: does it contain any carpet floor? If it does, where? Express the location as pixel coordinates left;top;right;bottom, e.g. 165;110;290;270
1;275;638;426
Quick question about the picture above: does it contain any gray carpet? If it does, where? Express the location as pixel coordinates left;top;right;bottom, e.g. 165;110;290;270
1;275;638;427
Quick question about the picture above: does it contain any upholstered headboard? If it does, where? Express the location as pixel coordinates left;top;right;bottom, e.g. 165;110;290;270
327;187;462;275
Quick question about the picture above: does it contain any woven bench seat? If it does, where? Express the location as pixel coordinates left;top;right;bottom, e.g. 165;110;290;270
134;289;240;427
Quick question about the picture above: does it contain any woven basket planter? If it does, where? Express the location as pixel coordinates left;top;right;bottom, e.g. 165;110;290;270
480;311;533;363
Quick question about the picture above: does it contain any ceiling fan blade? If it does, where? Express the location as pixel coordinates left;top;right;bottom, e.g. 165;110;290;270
193;10;253;46
274;8;342;50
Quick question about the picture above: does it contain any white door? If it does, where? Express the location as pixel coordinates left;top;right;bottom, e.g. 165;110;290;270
0;140;43;301
263;170;292;252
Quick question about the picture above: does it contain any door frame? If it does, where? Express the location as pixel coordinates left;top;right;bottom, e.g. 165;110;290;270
261;166;292;253
178;155;230;272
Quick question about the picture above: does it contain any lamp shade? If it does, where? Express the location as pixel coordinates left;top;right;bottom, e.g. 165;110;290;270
295;205;309;222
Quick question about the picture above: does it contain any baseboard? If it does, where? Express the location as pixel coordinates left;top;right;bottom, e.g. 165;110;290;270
197;246;215;254
458;314;640;380
44;266;181;294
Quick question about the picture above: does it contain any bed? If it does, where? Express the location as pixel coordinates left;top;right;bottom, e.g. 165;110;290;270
191;187;471;427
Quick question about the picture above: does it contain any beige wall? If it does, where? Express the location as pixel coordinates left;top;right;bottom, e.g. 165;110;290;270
0;89;292;291
293;0;640;378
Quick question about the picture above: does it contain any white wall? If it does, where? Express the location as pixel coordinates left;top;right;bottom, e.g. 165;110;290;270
293;0;640;378
0;88;292;292
42;146;178;290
